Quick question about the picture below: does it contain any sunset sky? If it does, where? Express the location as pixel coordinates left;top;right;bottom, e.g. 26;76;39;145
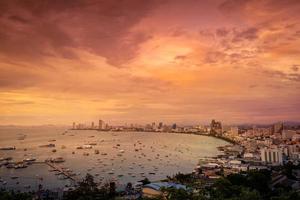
0;0;300;125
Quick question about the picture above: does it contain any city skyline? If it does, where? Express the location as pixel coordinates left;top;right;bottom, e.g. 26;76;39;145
1;0;300;125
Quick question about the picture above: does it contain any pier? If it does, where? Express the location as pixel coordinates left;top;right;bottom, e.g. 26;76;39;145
44;161;80;183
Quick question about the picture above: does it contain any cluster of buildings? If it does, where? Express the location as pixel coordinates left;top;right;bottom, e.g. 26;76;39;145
72;120;109;130
190;120;300;192
71;119;205;133
71;119;300;167
221;121;300;166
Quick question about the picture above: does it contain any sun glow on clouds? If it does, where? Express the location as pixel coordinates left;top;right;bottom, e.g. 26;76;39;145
0;0;300;125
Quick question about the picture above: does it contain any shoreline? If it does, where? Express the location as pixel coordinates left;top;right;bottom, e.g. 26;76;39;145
69;128;237;145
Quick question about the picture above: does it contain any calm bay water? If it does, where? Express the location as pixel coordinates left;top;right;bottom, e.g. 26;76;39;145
0;126;228;191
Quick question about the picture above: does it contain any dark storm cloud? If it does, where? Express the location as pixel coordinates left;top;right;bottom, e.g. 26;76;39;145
0;0;164;66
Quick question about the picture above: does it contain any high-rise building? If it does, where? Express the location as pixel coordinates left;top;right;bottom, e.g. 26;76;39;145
273;122;284;134
172;123;177;129
91;122;94;129
151;122;156;129
98;120;104;130
230;127;239;136
72;122;76;129
158;122;163;129
260;147;283;165
210;119;222;136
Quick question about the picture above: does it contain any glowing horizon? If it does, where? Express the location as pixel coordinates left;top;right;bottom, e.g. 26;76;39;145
0;0;300;125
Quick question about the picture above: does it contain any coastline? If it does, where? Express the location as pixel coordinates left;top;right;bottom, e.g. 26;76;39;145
69;128;237;145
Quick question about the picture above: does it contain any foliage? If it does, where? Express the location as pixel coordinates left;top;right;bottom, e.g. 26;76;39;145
63;173;115;200
0;189;32;200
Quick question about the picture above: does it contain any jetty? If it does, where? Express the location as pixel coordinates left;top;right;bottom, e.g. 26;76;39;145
45;161;80;183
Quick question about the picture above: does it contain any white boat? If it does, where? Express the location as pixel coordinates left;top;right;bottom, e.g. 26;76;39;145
83;145;93;149
14;163;28;169
23;158;36;162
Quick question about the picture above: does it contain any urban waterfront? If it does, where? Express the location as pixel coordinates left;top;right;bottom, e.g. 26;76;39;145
0;126;228;191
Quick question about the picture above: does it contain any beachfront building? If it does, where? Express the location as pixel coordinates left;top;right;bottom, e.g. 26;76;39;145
142;182;186;198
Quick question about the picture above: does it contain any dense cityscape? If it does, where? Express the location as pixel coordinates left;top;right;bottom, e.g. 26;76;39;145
72;119;300;167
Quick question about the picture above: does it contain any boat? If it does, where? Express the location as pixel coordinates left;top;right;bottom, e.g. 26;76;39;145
83;152;89;156
49;169;58;172
87;143;97;146
83;145;93;149
39;144;55;148
11;176;19;179
23;158;36;162
6;164;15;168
0;146;16;150
94;150;99;154
47;157;65;163
14;163;27;169
58;175;68;180
24;185;31;189
0;157;12;161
